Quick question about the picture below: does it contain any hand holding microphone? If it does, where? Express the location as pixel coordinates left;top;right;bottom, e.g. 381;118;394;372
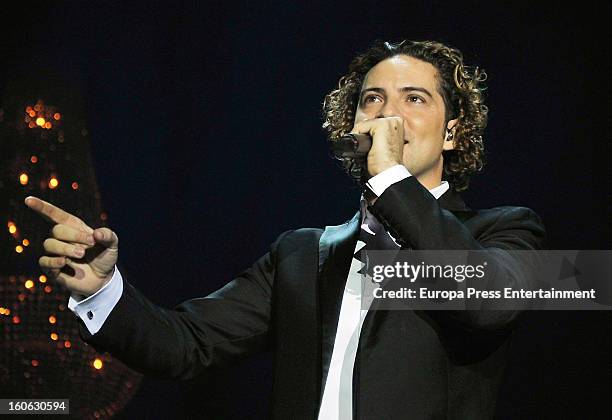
331;116;405;177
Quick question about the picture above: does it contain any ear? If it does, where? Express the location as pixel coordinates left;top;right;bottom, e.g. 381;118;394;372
443;118;459;151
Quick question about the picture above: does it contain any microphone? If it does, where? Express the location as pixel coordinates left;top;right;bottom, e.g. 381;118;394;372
330;133;372;158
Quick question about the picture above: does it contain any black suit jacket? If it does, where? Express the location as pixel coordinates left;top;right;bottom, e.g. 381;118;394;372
81;176;546;419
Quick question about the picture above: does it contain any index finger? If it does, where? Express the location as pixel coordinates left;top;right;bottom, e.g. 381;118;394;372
24;196;93;233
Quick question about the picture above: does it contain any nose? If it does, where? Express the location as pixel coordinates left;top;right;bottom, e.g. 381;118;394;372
376;100;400;119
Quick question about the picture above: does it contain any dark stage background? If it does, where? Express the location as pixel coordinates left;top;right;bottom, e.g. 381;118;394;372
2;1;610;418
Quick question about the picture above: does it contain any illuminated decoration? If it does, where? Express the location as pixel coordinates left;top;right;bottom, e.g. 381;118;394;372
48;176;59;189
2;96;141;417
23;100;60;131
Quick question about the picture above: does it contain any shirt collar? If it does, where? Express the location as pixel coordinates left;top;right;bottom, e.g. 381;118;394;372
428;180;450;200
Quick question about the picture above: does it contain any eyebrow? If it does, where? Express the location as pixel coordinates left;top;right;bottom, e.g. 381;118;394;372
360;86;434;99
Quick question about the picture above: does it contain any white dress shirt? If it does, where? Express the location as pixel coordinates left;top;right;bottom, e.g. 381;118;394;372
68;164;449;419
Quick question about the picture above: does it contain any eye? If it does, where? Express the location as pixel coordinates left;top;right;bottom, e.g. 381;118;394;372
362;94;382;105
407;95;425;104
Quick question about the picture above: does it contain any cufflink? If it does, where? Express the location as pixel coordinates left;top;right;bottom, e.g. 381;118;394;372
87;310;93;320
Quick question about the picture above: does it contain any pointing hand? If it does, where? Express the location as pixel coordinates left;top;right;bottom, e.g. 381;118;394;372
24;196;119;297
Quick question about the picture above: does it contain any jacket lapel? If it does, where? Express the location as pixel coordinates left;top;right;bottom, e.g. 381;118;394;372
317;211;360;401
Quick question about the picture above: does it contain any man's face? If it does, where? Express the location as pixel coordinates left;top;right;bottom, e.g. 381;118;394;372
354;55;457;188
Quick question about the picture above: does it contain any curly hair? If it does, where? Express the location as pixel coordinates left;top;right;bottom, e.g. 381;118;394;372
322;39;488;191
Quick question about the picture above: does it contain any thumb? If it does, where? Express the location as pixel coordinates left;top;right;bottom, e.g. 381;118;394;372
93;227;119;249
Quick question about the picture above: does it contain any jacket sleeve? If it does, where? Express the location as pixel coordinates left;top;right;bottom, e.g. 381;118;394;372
78;230;293;380
369;176;547;331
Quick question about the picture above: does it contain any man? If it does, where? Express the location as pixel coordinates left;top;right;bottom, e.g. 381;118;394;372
26;40;545;419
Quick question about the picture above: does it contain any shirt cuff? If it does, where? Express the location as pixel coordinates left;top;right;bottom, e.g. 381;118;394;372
365;164;412;197
67;266;123;335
